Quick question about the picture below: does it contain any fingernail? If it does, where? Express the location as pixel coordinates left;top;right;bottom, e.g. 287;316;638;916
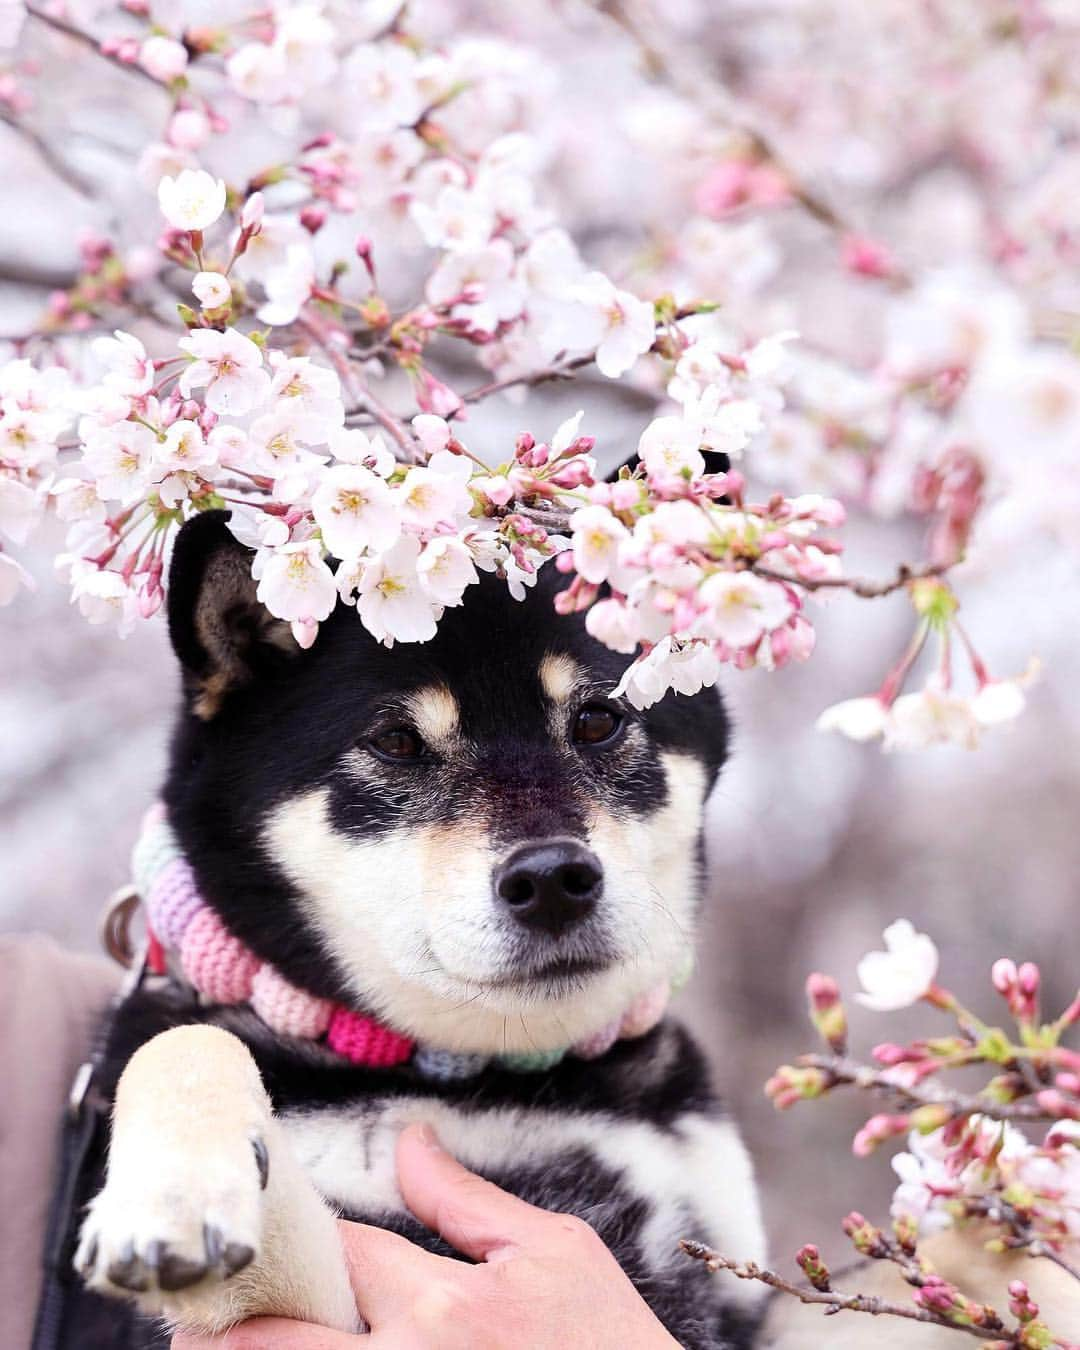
414;1122;443;1151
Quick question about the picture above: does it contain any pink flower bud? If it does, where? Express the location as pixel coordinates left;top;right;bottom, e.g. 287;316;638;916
240;192;265;233
610;480;640;511
291;618;319;650
102;35;140;64
795;1244;831;1292
840;232;895;279
1017;961;1040;995
872;1042;914;1066
167;108;211;150
300;205;327;234
852;1113;909;1157
550;459;594;489
992;958;1018;994
137;577;163;619
354;235;375;278
1036;1089;1080;1121
417;371;464;419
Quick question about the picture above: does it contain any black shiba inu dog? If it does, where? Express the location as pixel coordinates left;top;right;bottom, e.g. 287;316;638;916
54;510;767;1349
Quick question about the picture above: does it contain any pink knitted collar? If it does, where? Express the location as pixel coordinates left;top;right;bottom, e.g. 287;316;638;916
128;804;676;1080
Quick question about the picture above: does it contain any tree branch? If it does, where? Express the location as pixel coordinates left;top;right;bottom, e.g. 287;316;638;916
0;111;97;200
26;6;167;89
751;559;951;599
451;352;599;414
962;1198;1080;1285
679;1242;1009;1342
798;1051;1070;1123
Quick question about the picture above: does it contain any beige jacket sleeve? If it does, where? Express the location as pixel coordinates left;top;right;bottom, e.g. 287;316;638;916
0;934;120;1350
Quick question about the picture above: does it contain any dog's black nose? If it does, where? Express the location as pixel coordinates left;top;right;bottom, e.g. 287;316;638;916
494;839;603;937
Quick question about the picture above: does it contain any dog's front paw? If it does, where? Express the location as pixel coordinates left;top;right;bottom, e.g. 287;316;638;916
76;1132;268;1315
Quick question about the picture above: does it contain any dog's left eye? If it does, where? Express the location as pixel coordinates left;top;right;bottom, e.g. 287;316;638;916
571;703;625;748
368;727;426;763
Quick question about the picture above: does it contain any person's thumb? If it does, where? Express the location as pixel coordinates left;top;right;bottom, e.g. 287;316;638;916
396;1122;565;1263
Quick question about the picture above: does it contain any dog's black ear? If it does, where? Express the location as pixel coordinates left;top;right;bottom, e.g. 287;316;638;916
605;449;730;481
168;510;296;719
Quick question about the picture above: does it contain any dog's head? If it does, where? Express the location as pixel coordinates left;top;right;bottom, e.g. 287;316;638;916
164;511;729;1054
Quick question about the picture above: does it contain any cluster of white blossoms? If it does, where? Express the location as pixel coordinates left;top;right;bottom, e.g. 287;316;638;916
0;0;1062;737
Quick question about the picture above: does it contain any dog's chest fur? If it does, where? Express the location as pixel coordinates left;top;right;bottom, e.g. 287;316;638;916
77;991;765;1350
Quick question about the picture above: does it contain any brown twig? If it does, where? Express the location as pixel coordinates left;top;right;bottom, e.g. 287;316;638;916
799;1052;1069;1124
298;315;421;463
0;111;97;199
963;1198;1080;1286
451;353;599;415
679;1242;1009;1341
751;559;951;599
26;6;167;89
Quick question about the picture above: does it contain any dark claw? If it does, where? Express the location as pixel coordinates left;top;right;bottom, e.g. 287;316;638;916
203;1222;224;1266
158;1250;210;1292
222;1243;255;1279
107;1242;149;1293
252;1136;270;1191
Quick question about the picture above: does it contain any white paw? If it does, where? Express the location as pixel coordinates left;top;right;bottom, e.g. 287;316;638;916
76;1131;269;1315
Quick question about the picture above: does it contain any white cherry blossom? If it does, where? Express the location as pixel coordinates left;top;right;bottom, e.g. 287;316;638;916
192;272;232;310
311;465;400;558
355;535;439;644
570;505;630;586
614;637;721;710
157;169;227;232
417;536;478;606
638;416;705;482
816;696;890;743
83;421;157;501
255;540;337;625
139;36;188;82
91;332;154;398
178;328;271;416
395;452;473;533
0;476;41;544
257;244;316;327
855;919;940;1011
0;551;34;605
269;356;344;443
698;571;793;648
155;420;217;475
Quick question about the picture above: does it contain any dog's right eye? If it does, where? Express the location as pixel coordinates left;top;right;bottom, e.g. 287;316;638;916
367;727;426;763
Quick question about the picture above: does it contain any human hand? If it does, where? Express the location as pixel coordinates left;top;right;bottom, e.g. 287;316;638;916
173;1121;681;1350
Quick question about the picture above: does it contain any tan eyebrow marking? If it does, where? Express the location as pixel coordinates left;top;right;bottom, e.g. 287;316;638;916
539;653;584;705
404;684;460;745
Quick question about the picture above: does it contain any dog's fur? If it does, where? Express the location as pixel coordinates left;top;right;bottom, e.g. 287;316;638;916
68;510;769;1349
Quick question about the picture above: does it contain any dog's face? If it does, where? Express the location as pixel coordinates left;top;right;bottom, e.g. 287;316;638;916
164;513;729;1055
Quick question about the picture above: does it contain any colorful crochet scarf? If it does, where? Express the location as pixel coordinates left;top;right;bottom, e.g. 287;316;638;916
130;804;681;1081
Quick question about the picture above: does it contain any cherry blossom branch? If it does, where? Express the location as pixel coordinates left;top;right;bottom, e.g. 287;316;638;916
452;353;600;412
0;111;97;200
298;316;421;462
962;1198;1080;1286
794;1051;1069;1124
751;559;952;599
25;6;167;89
679;1243;1009;1341
593;0;849;235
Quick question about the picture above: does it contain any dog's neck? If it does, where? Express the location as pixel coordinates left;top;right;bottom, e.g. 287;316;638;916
131;804;676;1080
